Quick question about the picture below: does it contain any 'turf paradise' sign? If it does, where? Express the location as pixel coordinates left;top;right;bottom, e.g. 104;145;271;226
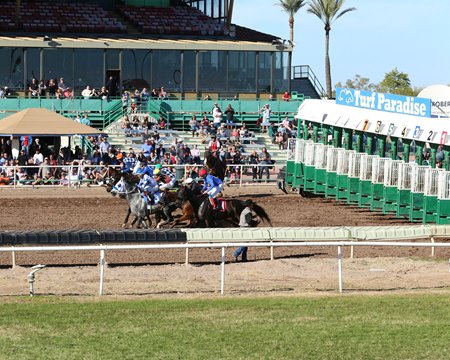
336;88;431;118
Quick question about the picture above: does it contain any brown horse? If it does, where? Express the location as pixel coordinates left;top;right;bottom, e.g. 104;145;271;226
204;149;226;180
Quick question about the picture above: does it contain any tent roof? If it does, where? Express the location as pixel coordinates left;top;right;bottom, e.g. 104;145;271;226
0;108;105;136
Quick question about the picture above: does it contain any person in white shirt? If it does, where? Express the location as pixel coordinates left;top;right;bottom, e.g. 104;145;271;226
33;149;44;165
81;86;95;99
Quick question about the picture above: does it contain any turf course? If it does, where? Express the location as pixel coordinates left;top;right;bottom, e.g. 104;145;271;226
1;294;450;359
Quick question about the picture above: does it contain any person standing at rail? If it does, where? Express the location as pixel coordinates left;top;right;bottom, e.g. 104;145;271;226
233;199;259;262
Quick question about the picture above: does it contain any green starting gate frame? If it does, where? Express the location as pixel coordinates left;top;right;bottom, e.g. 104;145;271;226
396;162;415;218
437;171;450;224
409;165;428;222
370;157;391;211
423;168;443;223
347;152;367;205
383;160;403;214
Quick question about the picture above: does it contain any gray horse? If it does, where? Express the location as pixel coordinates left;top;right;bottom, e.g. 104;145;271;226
121;173;154;229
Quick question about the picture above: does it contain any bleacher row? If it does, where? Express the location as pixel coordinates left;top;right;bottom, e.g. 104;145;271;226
118;5;227;36
0;1;225;36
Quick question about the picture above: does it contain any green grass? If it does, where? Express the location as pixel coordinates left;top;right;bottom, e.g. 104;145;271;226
1;294;450;359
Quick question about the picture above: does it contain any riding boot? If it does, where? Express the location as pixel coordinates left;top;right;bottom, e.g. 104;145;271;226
209;197;217;210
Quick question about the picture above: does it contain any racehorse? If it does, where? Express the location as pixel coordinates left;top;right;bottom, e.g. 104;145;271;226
100;165;123;191
178;185;272;228
204;149;226;180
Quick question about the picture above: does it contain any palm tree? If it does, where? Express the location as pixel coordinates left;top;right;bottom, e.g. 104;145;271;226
277;0;307;93
308;0;356;98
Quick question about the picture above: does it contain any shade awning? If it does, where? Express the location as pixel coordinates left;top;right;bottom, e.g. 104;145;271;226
0;108;105;136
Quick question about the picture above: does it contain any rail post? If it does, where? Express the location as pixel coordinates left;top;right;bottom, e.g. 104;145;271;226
431;236;435;257
220;247;226;295
99;249;105;296
185;248;189;266
338;245;343;293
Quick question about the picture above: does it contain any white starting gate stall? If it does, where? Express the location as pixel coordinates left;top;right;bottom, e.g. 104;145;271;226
370;157;391;211
336;150;356;201
410;165;429;222
383;160;403;214
347;152;367;205
396;162;416;218
437;171;450;224
325;147;343;198
285;138;297;188
302;141;317;193
358;155;378;207
423;168;444;223
313;143;330;195
292;139;307;189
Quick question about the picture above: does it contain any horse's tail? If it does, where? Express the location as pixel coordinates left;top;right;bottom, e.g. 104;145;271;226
252;203;272;227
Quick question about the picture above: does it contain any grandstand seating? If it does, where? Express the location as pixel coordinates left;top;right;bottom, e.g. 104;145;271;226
117;5;227;36
0;1;126;33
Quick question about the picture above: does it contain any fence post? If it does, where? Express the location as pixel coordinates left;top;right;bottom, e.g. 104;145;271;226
220;247;226;295
338;245;343;293
99;249;105;296
13;166;17;188
431;236;435;257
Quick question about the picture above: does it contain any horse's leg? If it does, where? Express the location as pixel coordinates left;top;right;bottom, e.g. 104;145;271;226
122;208;132;228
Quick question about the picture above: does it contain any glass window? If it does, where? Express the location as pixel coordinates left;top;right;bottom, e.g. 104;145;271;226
182;51;196;92
229;51;255;92
199;50;226;91
123;49;152;91
73;49;104;92
26;48;40;89
152;50;181;92
274;51;288;93
258;51;271;93
43;48;74;89
0;48;24;90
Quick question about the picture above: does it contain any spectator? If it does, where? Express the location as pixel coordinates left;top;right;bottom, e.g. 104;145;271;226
260;104;271;133
99;137;111;157
33;149;44;165
224;104;235;130
105;75;118;97
57;77;70;99
38;79;47;98
141;138;154;159
47;78;57;98
249;150;259;182
189;115;199;136
82;85;95;99
28;78;39;98
212;103;222;129
121;115;132;137
191;144;201;165
98;86;108;100
159;86;168;100
282;91;291;101
258;147;271;182
208;136;221;152
151;88;159;98
82;114;91;126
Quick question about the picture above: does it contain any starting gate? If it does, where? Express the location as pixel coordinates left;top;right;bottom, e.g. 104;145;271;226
409;165;429;222
423;168;444;223
396;162;416;218
313;144;330;195
292;139;307;189
336;150;356;201
303;141;317;192
370;157;391;211
347;152;367;205
383;160;403;214
285;138;297;188
358;155;378;207
325;147;342;198
437;171;450;224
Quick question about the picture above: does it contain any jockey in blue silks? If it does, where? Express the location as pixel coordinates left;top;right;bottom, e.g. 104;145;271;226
199;168;223;210
138;173;161;206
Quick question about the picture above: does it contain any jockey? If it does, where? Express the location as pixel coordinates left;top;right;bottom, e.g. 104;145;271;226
138;173;161;205
122;152;137;173
199;168;223;210
154;164;176;191
134;160;153;177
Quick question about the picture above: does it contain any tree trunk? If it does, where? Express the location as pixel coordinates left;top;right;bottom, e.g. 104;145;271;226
325;29;332;98
289;16;294;44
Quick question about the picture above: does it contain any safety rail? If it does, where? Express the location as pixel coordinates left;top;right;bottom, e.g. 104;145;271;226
438;171;450;199
2;223;450;295
359;155;377;181
424;168;444;196
0;163;285;188
411;165;429;193
384;160;403;187
372;157;391;184
326;147;341;172
336;150;355;175
314;144;329;170
398;162;416;190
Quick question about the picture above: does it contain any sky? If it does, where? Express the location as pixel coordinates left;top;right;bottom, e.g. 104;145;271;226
232;0;450;90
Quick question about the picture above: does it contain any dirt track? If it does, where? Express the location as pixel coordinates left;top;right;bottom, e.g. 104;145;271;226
1;185;450;296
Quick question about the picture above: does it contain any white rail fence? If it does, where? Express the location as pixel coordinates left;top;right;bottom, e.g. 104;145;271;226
2;240;450;296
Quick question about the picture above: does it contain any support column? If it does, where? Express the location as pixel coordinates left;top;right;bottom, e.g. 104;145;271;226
416;144;424;165
430;146;437;168
377;137;386;157
443;150;450;170
312;124;319;143
333;127;343;148
321;125;329;145
343;129;352;150
354;131;363;153
402;142;410;163
365;134;373;155
389;137;398;160
302;122;309;140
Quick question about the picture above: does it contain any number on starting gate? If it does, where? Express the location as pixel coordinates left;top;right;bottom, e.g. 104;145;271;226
441;131;448;145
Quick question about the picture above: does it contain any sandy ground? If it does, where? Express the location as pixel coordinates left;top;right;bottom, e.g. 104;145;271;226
1;185;450;297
